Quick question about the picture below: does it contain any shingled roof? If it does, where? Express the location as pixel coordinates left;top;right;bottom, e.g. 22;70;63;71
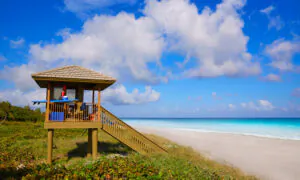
32;65;116;89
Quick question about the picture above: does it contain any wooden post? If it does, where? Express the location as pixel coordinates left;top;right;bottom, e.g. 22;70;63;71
92;90;95;104
87;128;92;157
46;83;51;122
92;128;98;159
92;90;95;121
47;129;54;164
97;89;101;122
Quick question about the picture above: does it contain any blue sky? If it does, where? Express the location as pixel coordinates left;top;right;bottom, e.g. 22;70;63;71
0;0;300;117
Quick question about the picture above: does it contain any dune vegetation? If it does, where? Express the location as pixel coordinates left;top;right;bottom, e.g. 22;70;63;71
0;120;257;180
0;101;44;122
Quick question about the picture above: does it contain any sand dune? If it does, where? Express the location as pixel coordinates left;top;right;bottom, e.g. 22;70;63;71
135;126;300;180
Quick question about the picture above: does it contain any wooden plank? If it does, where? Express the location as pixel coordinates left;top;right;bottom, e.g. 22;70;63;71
45;83;51;122
92;128;98;159
87;128;92;157
47;129;54;164
44;122;102;129
92;90;95;119
97;89;101;122
92;90;95;104
78;87;84;102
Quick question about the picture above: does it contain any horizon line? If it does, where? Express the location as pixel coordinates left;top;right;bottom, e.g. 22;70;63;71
120;117;300;119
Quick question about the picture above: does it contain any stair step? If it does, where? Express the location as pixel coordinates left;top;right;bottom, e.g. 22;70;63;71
101;106;167;155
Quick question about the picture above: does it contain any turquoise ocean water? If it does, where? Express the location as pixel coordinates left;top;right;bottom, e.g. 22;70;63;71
122;118;300;140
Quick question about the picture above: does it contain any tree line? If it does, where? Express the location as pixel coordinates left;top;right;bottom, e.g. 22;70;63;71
0;101;44;122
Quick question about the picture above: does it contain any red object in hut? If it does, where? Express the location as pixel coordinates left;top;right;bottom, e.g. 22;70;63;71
61;85;67;96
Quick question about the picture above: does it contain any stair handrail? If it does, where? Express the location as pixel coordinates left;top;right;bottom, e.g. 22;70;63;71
101;106;168;153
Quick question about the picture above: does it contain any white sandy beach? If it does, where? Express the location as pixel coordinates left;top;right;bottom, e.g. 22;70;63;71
135;126;300;180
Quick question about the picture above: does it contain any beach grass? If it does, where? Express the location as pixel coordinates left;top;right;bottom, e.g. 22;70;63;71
0;121;257;179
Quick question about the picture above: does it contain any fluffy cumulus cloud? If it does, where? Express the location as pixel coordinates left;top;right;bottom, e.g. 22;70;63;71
0;63;44;91
30;13;165;84
0;89;45;106
265;38;300;71
145;0;260;77
0;0;264;107
241;100;275;111
0;83;160;107
102;84;160;105
29;0;260;83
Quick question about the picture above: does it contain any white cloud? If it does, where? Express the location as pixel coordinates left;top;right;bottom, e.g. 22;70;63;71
0;64;43;91
0;89;45;106
262;73;281;82
6;0;262;89
145;0;261;78
102;84;160;105
29;12;165;84
260;5;284;30
1;0;267;109
292;88;300;97
260;5;274;15
265;38;300;71
0;83;160;107
10;38;25;48
63;0;137;18
241;100;275;111
56;28;72;40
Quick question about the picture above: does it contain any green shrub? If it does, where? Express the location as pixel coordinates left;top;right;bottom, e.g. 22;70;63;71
0;101;44;122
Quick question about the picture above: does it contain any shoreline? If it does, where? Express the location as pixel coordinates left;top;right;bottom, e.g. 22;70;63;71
134;125;300;180
123;122;300;141
168;127;300;141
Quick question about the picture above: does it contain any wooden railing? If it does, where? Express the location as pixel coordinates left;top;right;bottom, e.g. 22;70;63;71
47;102;167;154
101;106;167;154
48;102;98;122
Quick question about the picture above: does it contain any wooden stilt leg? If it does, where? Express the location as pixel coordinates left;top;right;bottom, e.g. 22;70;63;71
87;128;92;157
47;129;54;164
92;128;98;160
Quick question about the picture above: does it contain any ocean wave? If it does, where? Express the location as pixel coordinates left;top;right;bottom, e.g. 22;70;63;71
124;119;300;141
168;128;300;141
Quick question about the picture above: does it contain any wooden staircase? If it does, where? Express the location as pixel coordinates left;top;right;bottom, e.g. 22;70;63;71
100;106;167;154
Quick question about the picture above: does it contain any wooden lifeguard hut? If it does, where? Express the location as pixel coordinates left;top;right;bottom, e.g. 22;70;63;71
31;65;166;164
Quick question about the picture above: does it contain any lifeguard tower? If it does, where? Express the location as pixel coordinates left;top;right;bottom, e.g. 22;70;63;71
31;65;166;164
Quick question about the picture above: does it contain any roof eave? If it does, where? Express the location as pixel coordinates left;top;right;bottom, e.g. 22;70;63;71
32;76;116;90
